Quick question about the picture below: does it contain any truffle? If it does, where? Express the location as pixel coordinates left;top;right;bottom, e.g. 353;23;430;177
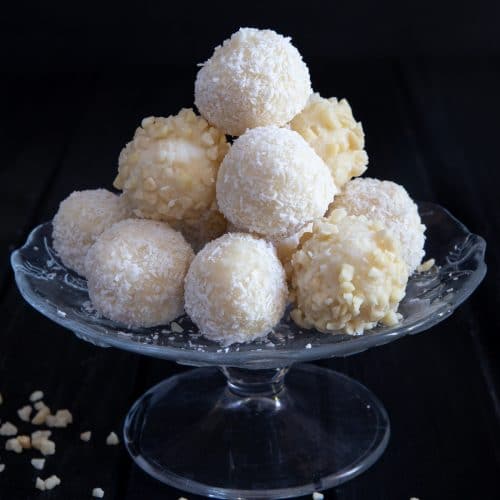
290;93;368;189
184;233;288;345
52;189;130;276
216;126;336;238
114;109;228;227
85;219;194;328
290;209;408;335
331;178;425;273
195;28;312;136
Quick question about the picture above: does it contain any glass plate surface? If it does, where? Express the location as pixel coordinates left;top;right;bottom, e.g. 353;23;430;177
10;202;486;369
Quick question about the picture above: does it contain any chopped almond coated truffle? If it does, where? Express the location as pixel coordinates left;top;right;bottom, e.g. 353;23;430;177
290;210;408;335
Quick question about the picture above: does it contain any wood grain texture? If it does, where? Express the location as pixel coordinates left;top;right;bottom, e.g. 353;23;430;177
0;60;498;500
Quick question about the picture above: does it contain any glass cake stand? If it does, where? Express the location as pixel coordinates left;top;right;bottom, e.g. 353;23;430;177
11;202;486;500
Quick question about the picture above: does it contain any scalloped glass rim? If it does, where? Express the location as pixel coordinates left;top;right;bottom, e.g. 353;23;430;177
10;202;486;369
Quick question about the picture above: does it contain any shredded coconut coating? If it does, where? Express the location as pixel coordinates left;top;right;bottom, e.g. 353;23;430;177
217;126;336;238
184;233;288;345
331;178;426;273
195;28;312;136
290;93;368;189
114;109;229;228
85;219;194;328
290;210;408;335
52;189;131;277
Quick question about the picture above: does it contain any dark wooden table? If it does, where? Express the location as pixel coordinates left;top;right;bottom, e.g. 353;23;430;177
0;59;498;499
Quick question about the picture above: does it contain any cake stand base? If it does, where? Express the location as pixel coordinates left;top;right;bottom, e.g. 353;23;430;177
124;364;390;499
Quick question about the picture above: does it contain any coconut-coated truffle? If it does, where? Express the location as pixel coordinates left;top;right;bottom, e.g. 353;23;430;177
114;109;229;227
290;94;368;189
290;209;408;335
52;189;130;276
195;28;312;136
85;219;194;328
216;126;336;238
184;233;288;345
331;178;425;273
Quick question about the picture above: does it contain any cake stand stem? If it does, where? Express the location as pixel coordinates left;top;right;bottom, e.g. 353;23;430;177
222;366;288;396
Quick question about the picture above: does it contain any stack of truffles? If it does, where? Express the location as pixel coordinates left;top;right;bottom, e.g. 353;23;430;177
52;28;426;345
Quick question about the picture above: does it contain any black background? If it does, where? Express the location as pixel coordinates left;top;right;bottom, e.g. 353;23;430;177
1;1;499;499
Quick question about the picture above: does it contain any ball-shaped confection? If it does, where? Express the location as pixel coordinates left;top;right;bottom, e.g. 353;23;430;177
52;189;130;276
290;93;368;189
195;28;312;136
85;219;194;328
184;233;288;345
331;178;425;273
114;109;228;226
216;126;336;238
290;209;408;335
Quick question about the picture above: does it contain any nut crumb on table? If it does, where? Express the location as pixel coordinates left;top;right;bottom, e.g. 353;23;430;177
32;404;50;425
106;431;120;445
17;405;32;422
29;390;44;402
5;437;23;453
0;421;18;436
36;475;61;491
31;458;46;470
34;401;46;411
17;435;31;449
80;430;92;441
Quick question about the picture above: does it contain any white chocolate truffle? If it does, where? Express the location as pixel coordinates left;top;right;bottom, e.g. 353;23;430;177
184;233;288;345
290;93;368;189
114;109;229;227
331;178;425;273
195;28;312;136
290;210;408;335
217;126;336;238
85;219;194;328
52;189;130;276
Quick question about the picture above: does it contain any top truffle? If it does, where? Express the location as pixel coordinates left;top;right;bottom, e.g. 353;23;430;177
195;28;312;136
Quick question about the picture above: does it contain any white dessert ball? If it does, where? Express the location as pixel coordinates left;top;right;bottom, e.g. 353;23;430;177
52;189;130;276
184;233;288;345
195;28;312;136
331;178;425;273
85;219;194;328
114;109;228;225
216;126;336;238
290;93;368;189
290;209;408;335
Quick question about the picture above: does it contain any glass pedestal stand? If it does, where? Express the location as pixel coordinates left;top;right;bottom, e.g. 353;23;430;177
124;364;389;499
11;203;486;499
